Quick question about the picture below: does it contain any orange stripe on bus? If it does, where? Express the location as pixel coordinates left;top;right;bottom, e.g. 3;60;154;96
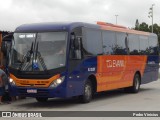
100;25;150;36
96;55;147;92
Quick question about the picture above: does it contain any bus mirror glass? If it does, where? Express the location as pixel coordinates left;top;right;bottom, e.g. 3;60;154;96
72;37;82;60
74;38;80;50
74;49;82;59
76;37;82;59
71;34;75;41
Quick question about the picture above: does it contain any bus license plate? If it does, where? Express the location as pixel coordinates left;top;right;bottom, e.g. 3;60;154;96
27;89;37;93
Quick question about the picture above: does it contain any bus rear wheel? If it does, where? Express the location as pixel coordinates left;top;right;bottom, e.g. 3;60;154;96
36;97;48;102
124;73;140;93
79;80;93;103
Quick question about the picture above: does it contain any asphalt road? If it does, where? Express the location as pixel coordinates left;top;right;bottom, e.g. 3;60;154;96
1;79;160;120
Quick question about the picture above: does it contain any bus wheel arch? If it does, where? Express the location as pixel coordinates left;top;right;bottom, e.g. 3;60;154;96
135;71;141;84
124;71;141;93
88;74;97;95
79;74;97;103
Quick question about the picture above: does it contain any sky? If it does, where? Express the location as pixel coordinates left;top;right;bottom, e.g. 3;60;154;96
0;0;159;31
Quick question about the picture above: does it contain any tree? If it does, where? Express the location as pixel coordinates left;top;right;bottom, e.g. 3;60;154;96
135;19;139;30
138;22;150;32
149;24;160;35
149;24;160;44
134;20;160;45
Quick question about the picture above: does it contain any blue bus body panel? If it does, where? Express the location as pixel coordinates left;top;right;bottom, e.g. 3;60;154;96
15;22;100;33
141;55;159;84
65;57;97;97
9;57;98;98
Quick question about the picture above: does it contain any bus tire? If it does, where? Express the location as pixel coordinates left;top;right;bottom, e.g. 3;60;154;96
36;97;48;102
79;80;93;103
124;73;140;93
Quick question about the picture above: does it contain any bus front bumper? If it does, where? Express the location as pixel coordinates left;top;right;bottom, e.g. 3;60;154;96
9;85;66;98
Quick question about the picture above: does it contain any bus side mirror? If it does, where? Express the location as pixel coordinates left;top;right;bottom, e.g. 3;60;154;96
71;33;81;50
74;38;81;50
70;35;82;60
1;41;7;56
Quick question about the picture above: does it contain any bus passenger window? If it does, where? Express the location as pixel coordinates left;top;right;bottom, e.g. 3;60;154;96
115;32;128;55
82;28;103;55
102;31;116;55
149;36;158;55
128;34;140;55
139;36;149;55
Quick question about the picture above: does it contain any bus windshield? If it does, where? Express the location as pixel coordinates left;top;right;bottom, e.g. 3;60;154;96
10;32;67;71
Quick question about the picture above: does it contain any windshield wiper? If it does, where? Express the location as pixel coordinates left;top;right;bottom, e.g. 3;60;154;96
18;42;34;71
34;42;47;71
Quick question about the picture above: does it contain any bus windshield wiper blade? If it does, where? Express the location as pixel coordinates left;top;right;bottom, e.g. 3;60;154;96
35;42;47;71
35;42;38;60
18;42;34;70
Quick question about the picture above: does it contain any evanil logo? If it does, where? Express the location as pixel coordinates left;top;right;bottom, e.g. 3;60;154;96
106;60;125;68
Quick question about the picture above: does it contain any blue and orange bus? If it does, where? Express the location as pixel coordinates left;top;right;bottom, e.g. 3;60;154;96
8;22;159;103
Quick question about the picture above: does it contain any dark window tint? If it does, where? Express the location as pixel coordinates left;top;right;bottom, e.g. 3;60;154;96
139;35;149;55
115;32;127;55
102;31;116;55
149;36;158;55
128;34;139;55
82;28;103;55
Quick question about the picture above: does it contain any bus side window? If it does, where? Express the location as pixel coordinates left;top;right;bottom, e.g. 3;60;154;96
102;31;116;55
83;28;103;55
149;36;158;55
115;32;128;55
139;35;149;55
128;34;140;55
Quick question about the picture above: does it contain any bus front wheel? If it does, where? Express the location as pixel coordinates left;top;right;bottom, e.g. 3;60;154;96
36;97;48;102
124;73;141;93
79;80;93;103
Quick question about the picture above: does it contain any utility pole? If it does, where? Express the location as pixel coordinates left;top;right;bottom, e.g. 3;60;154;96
115;15;118;24
148;4;155;33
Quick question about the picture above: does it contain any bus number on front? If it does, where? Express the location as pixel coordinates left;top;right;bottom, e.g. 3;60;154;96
88;68;95;72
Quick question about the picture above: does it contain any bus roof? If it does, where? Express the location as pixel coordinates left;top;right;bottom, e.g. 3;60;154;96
15;22;99;32
15;22;156;37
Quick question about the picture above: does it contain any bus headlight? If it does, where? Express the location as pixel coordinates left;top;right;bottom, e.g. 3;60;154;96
9;78;16;86
49;76;65;88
